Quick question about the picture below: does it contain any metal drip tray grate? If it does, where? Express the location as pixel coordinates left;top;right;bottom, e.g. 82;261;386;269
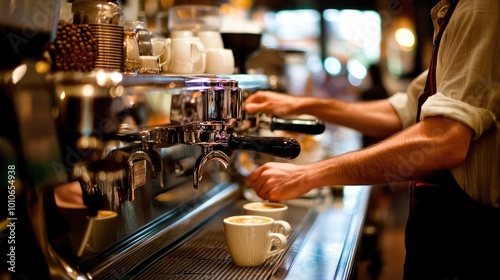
135;200;313;280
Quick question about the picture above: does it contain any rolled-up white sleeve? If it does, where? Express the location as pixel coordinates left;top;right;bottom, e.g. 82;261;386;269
428;0;500;140
388;93;413;129
388;70;428;129
422;93;496;139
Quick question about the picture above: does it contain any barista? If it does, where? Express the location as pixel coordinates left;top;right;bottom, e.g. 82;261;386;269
243;0;500;278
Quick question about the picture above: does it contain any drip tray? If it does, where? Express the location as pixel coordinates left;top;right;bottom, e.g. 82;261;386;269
134;200;315;279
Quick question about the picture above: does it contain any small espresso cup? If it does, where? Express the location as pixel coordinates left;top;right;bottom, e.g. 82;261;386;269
243;201;288;221
223;215;289;266
87;210;118;252
205;48;234;75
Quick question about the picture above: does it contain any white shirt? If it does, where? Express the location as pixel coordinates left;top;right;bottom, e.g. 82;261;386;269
389;0;500;207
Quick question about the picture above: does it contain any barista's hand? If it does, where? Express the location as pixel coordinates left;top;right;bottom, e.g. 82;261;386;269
245;162;314;201
244;91;301;116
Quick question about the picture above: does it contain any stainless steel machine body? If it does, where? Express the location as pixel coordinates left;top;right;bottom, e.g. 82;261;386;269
1;70;316;279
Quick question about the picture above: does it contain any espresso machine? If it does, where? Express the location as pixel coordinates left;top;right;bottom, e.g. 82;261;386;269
2;66;323;279
2;59;326;280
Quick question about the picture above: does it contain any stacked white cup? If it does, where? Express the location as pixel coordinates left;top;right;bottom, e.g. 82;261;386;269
151;30;203;74
153;5;234;75
196;30;235;75
152;30;235;75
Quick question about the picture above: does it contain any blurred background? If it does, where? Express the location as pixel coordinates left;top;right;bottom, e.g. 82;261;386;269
125;0;435;93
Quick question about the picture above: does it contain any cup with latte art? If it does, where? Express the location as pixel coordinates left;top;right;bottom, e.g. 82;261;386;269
223;215;290;266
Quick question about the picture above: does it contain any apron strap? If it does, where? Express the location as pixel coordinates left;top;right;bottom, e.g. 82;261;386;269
411;0;459;213
416;0;459;121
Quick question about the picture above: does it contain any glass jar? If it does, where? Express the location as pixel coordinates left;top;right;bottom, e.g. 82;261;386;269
71;0;123;25
123;28;140;74
168;5;220;35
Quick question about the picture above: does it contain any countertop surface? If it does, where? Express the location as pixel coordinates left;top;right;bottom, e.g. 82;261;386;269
130;185;371;280
277;185;371;280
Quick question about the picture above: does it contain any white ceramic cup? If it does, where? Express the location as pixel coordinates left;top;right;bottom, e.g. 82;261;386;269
197;30;224;49
87;210;118;252
168;37;205;74
223;215;289;266
205;48;234;74
190;37;206;73
151;37;171;72
243;201;288;222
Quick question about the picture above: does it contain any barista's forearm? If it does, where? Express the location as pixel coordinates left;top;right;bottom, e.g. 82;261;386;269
298;97;402;138
306;116;472;187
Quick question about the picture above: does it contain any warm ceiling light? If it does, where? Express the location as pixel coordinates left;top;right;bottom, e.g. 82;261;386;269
395;28;415;49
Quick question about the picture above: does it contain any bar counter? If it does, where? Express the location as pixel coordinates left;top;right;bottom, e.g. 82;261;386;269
278;185;371;280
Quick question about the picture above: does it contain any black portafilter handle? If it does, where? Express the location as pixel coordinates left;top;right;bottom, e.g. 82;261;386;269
228;133;301;159
269;116;326;135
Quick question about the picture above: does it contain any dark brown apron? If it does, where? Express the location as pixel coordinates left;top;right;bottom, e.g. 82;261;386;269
404;1;500;279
